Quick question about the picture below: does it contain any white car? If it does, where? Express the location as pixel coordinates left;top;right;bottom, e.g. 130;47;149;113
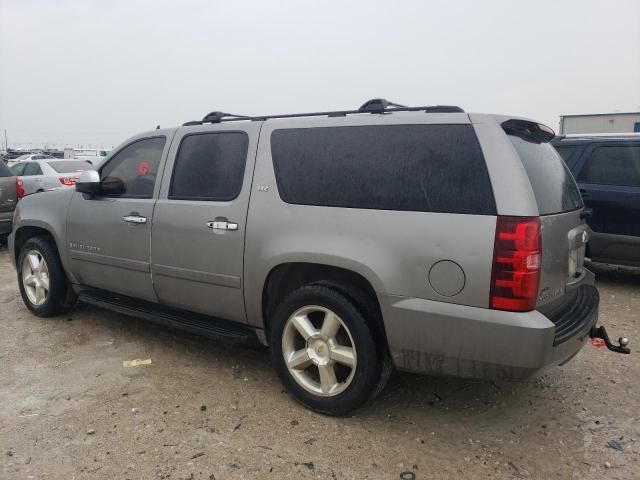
10;159;95;196
7;154;55;167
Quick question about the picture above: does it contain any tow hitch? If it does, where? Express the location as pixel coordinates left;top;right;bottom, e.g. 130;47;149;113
590;326;630;354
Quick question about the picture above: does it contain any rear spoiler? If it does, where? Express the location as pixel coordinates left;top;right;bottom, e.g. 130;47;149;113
501;119;555;144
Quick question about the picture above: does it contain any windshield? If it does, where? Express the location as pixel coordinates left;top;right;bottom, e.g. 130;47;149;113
47;161;95;173
14;155;31;161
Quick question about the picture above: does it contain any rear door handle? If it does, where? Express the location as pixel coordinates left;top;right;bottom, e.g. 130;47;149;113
122;214;147;224
206;219;238;231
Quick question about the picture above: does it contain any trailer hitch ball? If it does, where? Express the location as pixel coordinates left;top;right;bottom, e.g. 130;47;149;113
589;326;631;354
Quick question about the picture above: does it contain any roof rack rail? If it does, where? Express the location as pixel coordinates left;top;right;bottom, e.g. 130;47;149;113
182;99;464;126
359;98;407;112
183;111;249;126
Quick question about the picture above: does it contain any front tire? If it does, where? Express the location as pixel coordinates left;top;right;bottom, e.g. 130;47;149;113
17;236;76;317
270;284;386;415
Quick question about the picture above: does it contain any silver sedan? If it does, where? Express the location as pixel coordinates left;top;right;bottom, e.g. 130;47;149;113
10;159;96;197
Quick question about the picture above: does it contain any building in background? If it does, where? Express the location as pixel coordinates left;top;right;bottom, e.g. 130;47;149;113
559;112;640;135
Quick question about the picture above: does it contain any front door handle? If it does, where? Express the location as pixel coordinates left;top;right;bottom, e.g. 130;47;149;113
122;214;147;224
206;219;238;231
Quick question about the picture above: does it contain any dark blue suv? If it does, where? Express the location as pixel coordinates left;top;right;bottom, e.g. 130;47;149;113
552;135;640;267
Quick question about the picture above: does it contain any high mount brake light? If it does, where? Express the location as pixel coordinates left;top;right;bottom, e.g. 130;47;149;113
501;119;555;143
490;216;541;312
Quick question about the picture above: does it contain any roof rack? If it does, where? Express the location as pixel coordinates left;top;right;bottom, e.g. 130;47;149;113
182;99;464;126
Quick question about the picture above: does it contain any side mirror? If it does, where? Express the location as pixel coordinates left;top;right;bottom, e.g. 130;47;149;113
75;170;101;196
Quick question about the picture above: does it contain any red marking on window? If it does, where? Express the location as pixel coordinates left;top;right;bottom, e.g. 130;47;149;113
138;161;150;176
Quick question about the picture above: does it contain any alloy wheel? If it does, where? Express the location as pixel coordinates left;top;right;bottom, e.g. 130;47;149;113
21;250;50;306
282;305;357;397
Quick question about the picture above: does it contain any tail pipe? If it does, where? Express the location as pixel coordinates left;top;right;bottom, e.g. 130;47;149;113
590;326;630;354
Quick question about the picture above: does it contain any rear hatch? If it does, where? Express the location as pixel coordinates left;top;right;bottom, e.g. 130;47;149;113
0;162;17;214
504;124;588;310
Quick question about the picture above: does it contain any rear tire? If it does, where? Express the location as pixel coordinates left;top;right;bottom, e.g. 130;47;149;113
17;236;77;317
270;284;387;415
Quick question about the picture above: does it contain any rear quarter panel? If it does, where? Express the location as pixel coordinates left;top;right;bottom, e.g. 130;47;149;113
244;114;497;329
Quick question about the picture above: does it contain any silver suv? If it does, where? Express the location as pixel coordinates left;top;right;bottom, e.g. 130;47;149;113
8;100;629;415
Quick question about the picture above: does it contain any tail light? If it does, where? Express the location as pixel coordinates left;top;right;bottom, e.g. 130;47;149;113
59;177;79;186
16;178;25;199
490;216;541;312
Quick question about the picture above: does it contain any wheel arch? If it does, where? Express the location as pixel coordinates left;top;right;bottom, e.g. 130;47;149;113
13;225;59;266
259;261;388;351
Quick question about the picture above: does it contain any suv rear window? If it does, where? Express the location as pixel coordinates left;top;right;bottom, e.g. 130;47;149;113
271;124;496;215
0;162;12;177
508;136;583;215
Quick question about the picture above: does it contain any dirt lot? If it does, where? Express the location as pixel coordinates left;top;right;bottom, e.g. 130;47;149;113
0;247;638;480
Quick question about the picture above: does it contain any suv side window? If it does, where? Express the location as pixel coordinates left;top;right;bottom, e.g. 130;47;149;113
578;145;640;187
100;137;166;198
23;162;43;176
271;124;496;215
169;132;249;201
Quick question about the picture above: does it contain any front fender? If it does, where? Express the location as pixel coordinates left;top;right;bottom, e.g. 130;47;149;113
9;189;75;280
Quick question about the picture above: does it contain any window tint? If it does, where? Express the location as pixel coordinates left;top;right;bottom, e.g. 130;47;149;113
169;132;249;201
100;137;166;198
24;162;43;176
578;145;640;187
10;163;27;176
48;161;95;173
508;136;583;215
0;161;12;177
271;124;496;214
554;145;577;162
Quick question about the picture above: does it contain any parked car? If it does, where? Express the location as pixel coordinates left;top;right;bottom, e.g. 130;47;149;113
3;150;36;161
10;159;95;196
552;134;640;267
0;161;18;245
43;150;65;159
7;153;55;168
8;100;629;415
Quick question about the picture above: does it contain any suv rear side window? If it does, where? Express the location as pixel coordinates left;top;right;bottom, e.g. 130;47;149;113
271;124;496;215
508;136;582;215
100;137;166;198
577;145;640;187
169;132;249;201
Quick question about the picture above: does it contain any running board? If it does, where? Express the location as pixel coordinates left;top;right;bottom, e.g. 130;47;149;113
75;286;261;344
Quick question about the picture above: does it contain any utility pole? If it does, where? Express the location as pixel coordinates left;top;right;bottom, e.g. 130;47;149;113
3;130;7;152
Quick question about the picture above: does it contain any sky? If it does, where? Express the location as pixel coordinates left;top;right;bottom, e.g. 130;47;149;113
1;0;639;149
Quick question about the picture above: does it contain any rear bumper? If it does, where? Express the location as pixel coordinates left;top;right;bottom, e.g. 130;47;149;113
380;275;598;381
